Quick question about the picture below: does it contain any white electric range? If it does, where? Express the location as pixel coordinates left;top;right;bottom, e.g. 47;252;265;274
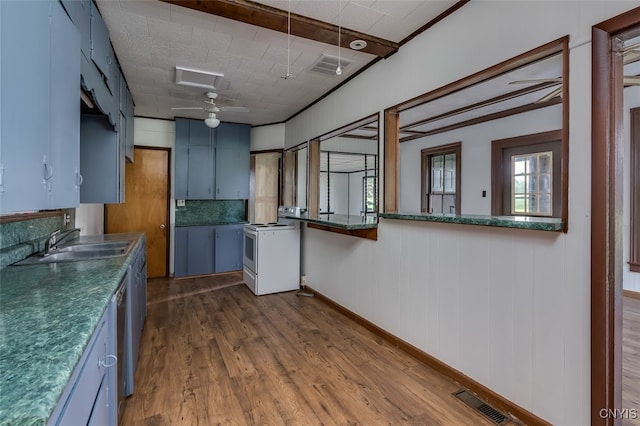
242;220;300;296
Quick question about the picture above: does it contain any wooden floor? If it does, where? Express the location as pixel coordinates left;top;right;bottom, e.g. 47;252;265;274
623;295;640;426
121;273;498;425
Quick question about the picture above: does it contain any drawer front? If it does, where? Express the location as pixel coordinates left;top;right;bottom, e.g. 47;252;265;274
56;320;109;425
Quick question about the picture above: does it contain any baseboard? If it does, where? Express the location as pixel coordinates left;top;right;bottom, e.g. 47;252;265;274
624;289;640;300
308;286;551;426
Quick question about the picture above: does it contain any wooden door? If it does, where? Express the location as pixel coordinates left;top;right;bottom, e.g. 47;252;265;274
106;147;169;278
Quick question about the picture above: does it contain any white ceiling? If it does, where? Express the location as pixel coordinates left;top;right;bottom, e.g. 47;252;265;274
95;0;462;126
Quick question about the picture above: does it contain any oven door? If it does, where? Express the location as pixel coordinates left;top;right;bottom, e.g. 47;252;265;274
242;227;257;273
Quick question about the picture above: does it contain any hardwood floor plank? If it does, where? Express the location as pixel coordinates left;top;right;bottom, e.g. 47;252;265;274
623;295;640;426
122;274;516;425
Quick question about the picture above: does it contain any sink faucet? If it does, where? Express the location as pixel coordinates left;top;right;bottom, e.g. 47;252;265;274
44;228;81;254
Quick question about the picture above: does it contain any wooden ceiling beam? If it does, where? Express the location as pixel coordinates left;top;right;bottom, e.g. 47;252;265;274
160;0;399;58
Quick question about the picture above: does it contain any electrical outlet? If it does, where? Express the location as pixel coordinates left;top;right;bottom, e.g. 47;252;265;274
177;199;185;207
300;275;307;286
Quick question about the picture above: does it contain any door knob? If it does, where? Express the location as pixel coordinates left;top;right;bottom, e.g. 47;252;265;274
159;224;166;229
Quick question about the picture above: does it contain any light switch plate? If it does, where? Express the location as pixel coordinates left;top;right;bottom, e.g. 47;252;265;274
177;199;185;207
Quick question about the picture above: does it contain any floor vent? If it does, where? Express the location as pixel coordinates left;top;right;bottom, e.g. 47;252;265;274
453;389;511;425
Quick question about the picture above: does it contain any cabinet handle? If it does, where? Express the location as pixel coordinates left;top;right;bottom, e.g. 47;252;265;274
76;172;83;187
43;158;54;181
99;354;117;368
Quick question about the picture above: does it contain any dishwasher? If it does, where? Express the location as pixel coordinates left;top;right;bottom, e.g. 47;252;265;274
115;275;128;422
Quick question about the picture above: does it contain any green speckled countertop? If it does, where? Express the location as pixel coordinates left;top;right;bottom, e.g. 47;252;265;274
0;233;144;425
378;212;564;232
283;213;378;230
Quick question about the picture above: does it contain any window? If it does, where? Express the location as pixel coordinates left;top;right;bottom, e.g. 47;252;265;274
363;175;377;213
631;107;640;272
421;142;461;214
492;130;562;218
511;151;553;215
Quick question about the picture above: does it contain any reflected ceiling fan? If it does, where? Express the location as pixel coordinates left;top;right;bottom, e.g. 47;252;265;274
509;42;640;103
171;92;249;128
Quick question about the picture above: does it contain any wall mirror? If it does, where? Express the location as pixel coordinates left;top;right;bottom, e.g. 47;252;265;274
385;37;569;229
308;114;379;219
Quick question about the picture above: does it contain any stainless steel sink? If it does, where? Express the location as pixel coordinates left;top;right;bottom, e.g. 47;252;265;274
56;241;131;252
13;240;134;266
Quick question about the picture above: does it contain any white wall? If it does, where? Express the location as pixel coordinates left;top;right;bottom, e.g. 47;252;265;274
75;204;104;235
399;105;562;215
623;86;640;292
251;123;285;151
289;2;639;425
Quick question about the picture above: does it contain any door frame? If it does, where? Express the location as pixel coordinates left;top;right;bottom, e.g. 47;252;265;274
591;7;640;425
104;146;171;277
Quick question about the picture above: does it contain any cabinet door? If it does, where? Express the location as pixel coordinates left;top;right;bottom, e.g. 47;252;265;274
187;226;215;276
80;114;123;203
61;0;91;60
187;121;214;199
125;88;135;162
215;124;250;199
175;119;189;199
90;2;111;80
214;225;243;273
48;1;81;209
0;1;50;212
87;376;109;426
174;227;189;277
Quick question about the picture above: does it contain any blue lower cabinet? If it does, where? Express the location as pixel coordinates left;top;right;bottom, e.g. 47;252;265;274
215;225;243;273
174;224;243;277
187;226;215;276
49;297;116;425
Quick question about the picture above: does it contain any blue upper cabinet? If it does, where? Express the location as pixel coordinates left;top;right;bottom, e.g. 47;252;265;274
215;123;250;200
174;119;250;201
60;0;91;60
90;1;111;83
0;0;81;213
187;120;215;199
49;1;82;210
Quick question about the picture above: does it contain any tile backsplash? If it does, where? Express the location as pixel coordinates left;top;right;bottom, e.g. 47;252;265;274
0;210;74;269
175;200;246;226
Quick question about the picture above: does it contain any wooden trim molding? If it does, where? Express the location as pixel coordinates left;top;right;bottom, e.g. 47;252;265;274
630;107;640;273
384;110;399;212
307;140;321;218
591;6;640;425
420;142;461;214
306;223;377;241
307;287;551;426
491;130;564;223
160;0;398;58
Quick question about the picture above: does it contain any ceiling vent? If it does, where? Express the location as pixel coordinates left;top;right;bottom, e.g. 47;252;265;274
309;54;353;76
175;66;224;90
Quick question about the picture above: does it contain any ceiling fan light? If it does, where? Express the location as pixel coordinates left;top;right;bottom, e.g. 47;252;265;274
204;113;220;128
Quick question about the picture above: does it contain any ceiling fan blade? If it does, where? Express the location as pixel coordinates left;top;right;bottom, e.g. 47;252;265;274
534;86;562;104
171;107;204;110
509;78;562;85
623;50;640;65
624;75;640;86
622;40;640;53
219;106;250;112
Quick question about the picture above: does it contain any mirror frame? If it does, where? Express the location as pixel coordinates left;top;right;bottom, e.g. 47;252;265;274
384;36;569;231
307;113;380;218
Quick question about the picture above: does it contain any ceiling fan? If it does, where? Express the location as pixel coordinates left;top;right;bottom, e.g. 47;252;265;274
509;42;640;103
171;92;249;128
